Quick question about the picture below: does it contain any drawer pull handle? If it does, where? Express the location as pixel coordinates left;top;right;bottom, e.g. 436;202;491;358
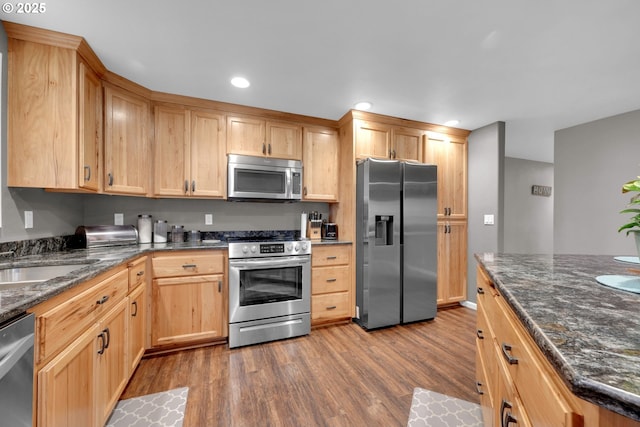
131;301;138;317
326;278;337;282
97;332;106;355
326;256;337;260
477;287;485;295
96;295;109;305
182;264;197;269
501;343;519;365
326;305;337;310
477;329;484;339
475;381;484;395
136;270;145;277
500;399;517;427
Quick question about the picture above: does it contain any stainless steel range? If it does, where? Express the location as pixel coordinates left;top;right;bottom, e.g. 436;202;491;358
228;238;311;348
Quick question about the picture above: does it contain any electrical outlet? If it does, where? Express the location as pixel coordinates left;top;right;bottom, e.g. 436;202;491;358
24;211;33;229
205;214;213;225
483;214;495;225
114;213;124;225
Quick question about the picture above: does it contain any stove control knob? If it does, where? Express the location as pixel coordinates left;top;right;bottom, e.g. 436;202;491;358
242;245;249;254
301;241;308;251
286;243;293;252
294;243;300;252
250;245;257;254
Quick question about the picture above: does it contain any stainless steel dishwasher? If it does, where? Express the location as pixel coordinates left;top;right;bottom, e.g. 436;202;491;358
0;313;35;427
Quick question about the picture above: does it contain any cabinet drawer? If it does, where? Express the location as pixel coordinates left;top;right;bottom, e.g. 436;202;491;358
35;269;128;365
311;292;350;322
312;245;350;267
128;256;147;291
493;297;583;427
312;265;350;294
152;251;224;277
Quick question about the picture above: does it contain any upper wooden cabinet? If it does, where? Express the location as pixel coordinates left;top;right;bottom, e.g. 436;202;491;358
104;84;151;195
423;134;468;219
227;115;302;160
153;105;226;198
354;120;422;162
302;127;339;202
5;25;105;191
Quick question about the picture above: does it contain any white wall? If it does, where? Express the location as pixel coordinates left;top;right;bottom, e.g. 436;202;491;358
503;157;554;253
554;109;640;255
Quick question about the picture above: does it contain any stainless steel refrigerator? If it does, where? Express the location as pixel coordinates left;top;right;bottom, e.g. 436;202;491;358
355;158;438;329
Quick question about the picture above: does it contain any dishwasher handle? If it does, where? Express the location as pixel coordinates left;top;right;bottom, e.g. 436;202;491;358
0;333;34;381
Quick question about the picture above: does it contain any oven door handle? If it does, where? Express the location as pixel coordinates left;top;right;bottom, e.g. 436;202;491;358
229;256;310;269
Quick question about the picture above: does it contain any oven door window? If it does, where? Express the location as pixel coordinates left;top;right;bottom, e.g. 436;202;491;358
239;265;302;306
235;169;286;194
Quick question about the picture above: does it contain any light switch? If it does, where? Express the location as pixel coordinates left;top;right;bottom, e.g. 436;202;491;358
483;214;495;225
24;211;33;229
114;213;124;226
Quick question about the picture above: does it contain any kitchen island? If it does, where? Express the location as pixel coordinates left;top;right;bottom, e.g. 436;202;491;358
476;253;640;424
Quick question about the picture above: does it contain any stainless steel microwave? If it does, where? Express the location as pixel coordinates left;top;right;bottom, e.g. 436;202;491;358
227;154;302;201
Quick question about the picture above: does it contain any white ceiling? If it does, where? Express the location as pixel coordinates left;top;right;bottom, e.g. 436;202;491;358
4;0;640;163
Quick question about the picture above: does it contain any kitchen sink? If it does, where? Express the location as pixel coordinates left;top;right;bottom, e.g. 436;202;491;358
0;264;90;288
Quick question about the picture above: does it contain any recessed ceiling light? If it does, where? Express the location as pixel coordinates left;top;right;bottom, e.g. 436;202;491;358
354;101;372;111
231;76;250;88
444;119;460;127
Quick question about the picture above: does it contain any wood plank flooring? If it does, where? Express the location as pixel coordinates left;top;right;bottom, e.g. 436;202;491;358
120;306;477;427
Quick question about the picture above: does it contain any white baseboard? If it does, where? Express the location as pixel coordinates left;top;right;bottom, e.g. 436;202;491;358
460;300;477;311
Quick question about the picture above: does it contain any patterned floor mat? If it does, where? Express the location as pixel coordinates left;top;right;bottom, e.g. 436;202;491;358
407;387;483;427
106;387;188;427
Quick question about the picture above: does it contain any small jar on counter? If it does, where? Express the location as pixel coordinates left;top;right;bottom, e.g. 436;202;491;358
153;220;168;243
137;214;152;243
171;225;185;243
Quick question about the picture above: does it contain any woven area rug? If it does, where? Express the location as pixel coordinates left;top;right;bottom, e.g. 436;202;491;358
407;387;483;427
106;387;188;427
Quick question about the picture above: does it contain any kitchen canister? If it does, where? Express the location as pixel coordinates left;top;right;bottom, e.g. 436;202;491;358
171;225;185;243
153;220;168;243
137;214;152;243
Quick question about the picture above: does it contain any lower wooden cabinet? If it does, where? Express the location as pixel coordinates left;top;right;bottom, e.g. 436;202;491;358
311;244;352;326
151;250;227;349
437;221;467;306
127;283;146;375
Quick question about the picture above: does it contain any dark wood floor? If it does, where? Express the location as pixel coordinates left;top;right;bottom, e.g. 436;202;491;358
120;306;477;427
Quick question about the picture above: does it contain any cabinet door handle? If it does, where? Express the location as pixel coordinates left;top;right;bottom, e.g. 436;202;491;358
136;270;145;277
107;173;114;186
182;264;197;269
303;187;307;196
192;180;196;193
475;381;484;395
103;328;111;349
501;343;519;365
96;295;109;305
326;305;337;310
392;149;396;159
500;399;517;427
97;332;106;355
84;165;91;182
131;301;138;317
477;329;484;339
326;278;337;282
218;280;222;293
184;180;189;194
268;143;272;155
477;287;485;295
262;143;267;154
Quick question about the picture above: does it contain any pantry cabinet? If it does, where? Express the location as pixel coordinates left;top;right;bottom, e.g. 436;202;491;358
151;251;227;348
4;24;105;191
423;134;467;219
436;221;467;305
104;84;151;195
302;127;339;202
227;115;302;160
153;105;226;198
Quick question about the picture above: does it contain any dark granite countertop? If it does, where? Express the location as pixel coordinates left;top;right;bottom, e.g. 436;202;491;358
475;253;640;421
0;241;227;325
